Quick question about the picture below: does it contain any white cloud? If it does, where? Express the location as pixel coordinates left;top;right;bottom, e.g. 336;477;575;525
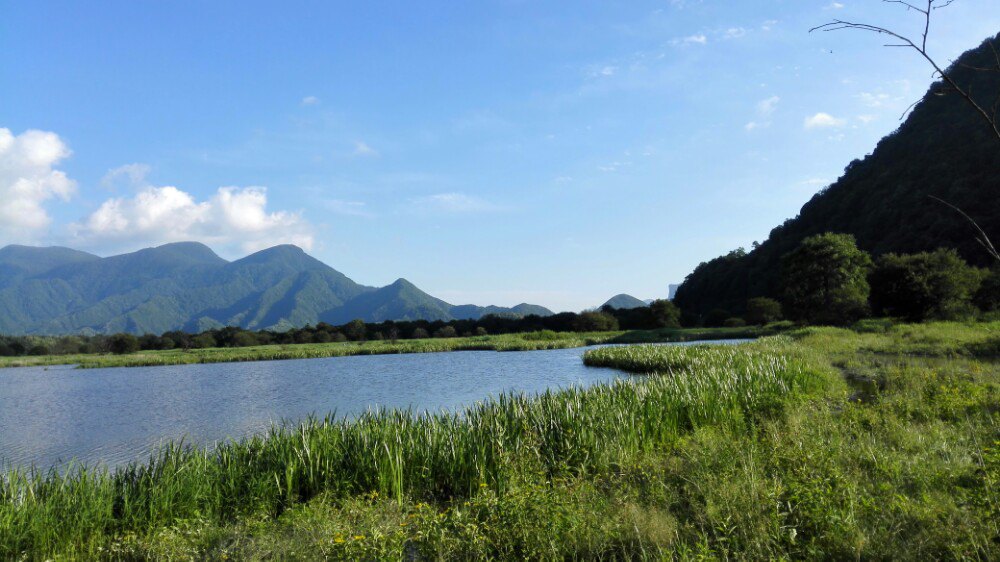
73;184;314;254
746;96;780;132
757;95;781;115
101;163;150;190
857;114;877;124
672;34;707;46
723;27;747;39
761;20;779;32
300;96;320;106
804;112;847;129
410;192;500;213
0;128;76;236
824;2;845;9
352;140;379;157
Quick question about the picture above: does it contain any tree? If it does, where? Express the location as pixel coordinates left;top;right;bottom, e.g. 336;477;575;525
704;309;732;328
573;312;619;332
411;327;430;339
649;299;681;328
433;326;458;338
974;268;1000;311
108;333;140;355
344;319;367;341
812;1;1000;142
782;233;873;325
191;333;217;349
744;297;783;325
870;248;982;320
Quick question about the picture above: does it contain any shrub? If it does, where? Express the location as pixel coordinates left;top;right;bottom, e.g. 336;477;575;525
433;326;458;338
704;309;731;328
411;328;430;339
649;299;681;328
573;312;619;332
869;248;983;321
108;334;140;355
723;317;747;328
744;297;782;325
975;269;1000;312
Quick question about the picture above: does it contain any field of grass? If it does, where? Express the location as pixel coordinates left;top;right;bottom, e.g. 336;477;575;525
1;321;997;559
0;326;767;370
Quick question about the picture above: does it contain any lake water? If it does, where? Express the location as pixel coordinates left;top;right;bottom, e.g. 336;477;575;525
0;341;734;471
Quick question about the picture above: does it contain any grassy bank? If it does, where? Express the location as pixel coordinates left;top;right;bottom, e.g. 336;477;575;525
0;326;766;370
2;322;998;559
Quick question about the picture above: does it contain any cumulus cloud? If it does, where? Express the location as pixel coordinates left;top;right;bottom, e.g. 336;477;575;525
73;183;314;254
804;112;846;129
0;128;76;236
300;96;320;106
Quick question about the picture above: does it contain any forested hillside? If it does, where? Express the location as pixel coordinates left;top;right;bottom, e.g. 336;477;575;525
675;33;1000;318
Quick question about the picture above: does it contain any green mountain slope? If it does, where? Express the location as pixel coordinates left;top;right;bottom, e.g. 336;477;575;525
0;245;99;288
602;294;648;310
0;242;552;335
675;33;1000;318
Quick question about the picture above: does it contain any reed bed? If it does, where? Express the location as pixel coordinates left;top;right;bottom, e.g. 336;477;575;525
0;339;814;556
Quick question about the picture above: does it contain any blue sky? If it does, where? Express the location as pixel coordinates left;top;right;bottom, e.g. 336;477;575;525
2;0;998;312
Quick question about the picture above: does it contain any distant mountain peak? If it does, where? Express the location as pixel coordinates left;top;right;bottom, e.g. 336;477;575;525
602;294;648;310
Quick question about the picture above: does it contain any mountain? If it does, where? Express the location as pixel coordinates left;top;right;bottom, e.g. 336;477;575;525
0;245;99;288
601;294;648;310
0;242;552;335
675;33;1000;318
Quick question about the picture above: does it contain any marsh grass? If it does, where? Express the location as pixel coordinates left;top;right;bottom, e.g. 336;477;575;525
3;323;999;559
0;339;813;558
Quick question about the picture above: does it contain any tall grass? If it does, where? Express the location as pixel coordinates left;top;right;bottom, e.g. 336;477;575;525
0;339;814;557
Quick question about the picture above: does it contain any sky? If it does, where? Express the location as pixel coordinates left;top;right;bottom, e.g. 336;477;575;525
2;0;998;312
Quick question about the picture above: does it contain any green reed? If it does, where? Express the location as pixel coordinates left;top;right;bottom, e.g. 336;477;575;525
0;338;815;556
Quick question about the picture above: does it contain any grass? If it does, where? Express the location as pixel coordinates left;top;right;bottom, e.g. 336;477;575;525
1;321;998;559
0;326;766;370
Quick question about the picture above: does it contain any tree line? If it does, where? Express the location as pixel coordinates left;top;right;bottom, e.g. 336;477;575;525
0;300;683;357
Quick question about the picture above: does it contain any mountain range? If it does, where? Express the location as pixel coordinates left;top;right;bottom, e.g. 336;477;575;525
0;243;553;335
675;33;1000;318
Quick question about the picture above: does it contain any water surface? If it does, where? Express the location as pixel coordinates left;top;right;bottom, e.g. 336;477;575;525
0;341;735;470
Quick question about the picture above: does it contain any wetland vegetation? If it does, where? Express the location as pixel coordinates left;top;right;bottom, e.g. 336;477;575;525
1;321;997;559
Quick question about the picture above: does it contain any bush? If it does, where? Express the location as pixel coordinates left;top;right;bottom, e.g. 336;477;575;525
108;334;140;355
521;330;562;341
649;299;681;328
723;317;747;328
870;248;983;321
744;297;782;325
191;334;217;349
573;312;619;332
975;269;1000;312
433;326;458;338
411;328;430;339
704;309;731;328
27;345;50;356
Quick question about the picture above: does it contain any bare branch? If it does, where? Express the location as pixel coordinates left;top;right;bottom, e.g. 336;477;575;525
929;196;1000;263
810;0;1000;142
